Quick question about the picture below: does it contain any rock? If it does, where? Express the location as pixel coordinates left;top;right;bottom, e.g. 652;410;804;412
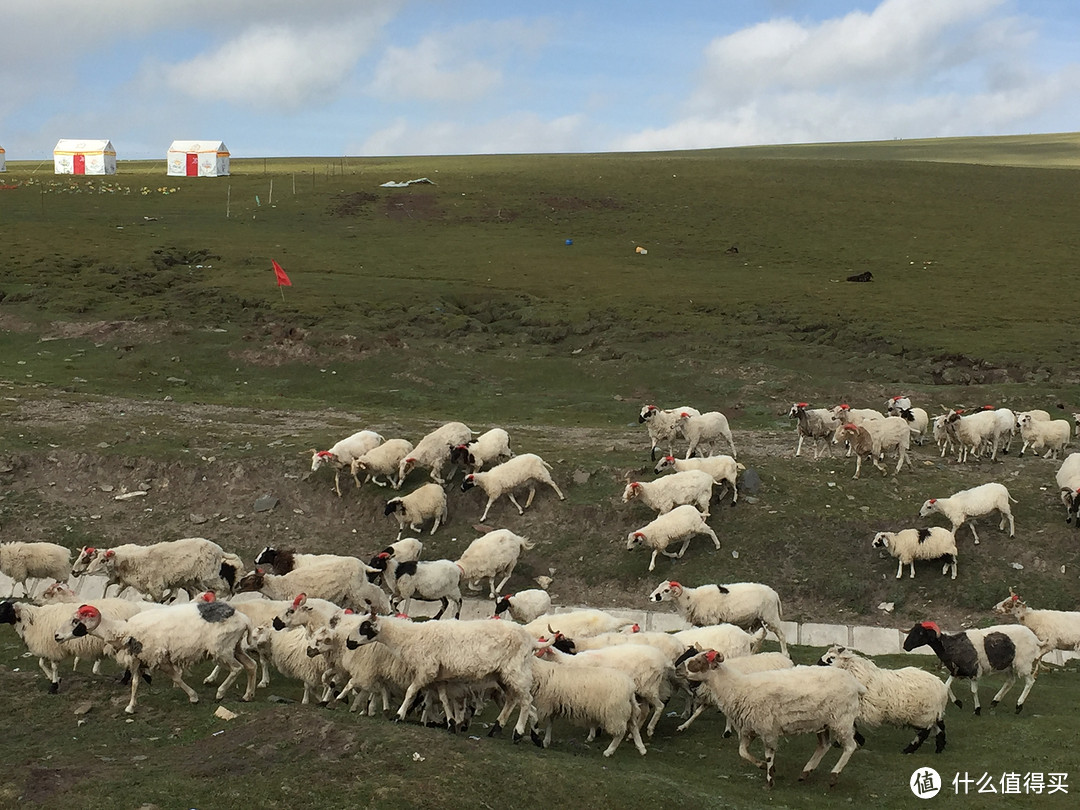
253;495;278;513
877;602;895;613
99;484;114;493
214;706;238;721
738;468;761;494
73;701;94;716
572;469;591;485
534;576;553;590
189;514;209;525
114;491;148;501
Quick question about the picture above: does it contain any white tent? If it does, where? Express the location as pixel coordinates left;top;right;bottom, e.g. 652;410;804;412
54;140;116;175
0;145;5;172
167;140;229;177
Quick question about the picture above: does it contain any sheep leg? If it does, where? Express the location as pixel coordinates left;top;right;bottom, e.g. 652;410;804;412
673;538;692;559
965;521;980;545
676;702;707;732
895;560;904;579
1012;672;1037;713
124;662;145;714
38;658;61;694
602;724;626;757
627;706;648;755
159;662;200;704
396;683;422;722
942;675;962;708
737;732;765;770
800;730;831;781
969;678;982;715
203;664;222;685
903;726;933;754
852;455;862;479
795;434;805;457
826;730;858;787
703;525;721;550
1001;510;1015;538
768;623;789;657
645;694;666;737
507;492;526;515
545;478;566;501
648;550;659;571
432;597;448;620
907;561;915;579
493;570;513;597
479;498;497;522
333;469;343;498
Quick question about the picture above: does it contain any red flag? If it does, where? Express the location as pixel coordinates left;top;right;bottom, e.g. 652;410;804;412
272;259;292;287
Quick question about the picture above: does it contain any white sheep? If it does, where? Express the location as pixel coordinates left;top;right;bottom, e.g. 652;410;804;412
621;470;716;517
528;657;647;757
872;528;958;579
449;428;514;474
942;408;999;462
460;453;565;521
270;593;349;634
675;650;793;733
397;421;474;486
867;415;914;473
55;598;257;714
253;547;377;576
235;559;391;615
76;538;244;601
250;623;333;704
895;406;930;445
638;404;700;460
1056;452;1080;526
368;554;462;619
521;609;633;640
788;402;839;459
992;589;1080;668
344;611;539;739
677;410;737;459
830;404;884;457
349;438;414;489
540;639;673;737
0;598;151;693
556;629;689;662
816;645;949;753
492;589;552;624
206;598;293;688
455;529;535;598
626;504;720;572
903;621;1040;714
0;542;71;598
1017;413;1071;459
673;624;767;659
649;580;787;655
677;650;864;788
653;454;743;504
932;414;954;458
309;429;385;496
919;482;1016;544
384;483;448;540
885;395;912;412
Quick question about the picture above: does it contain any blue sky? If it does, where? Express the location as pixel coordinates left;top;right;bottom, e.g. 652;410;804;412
2;0;1078;160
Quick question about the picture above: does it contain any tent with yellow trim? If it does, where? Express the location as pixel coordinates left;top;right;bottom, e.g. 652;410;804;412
167;140;230;177
54;139;117;175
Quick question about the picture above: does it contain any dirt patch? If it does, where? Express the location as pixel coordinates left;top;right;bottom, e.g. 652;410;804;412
540;195;623;212
382;193;443;221
328;191;378;217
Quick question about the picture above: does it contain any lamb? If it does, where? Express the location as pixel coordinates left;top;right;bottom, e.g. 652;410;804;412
344;611;540;739
309;429;385;497
521;609;633;640
0;542;71;598
493;589;552;624
55;598;256;714
677;649;863;788
384;483;448;541
943;408;999;462
932;414;954;458
677;410;737;459
903;621;1040;714
918;482;1016;545
397;421;474;486
459;453;565;522
455;529;534;599
649;580;787;655
250;623;333;704
1017;413;1071;459
0;598;151;693
621;470;716;517
638;404;700;460
541;639;673;737
528;657;647;756
1056;452;1080;526
674;650;793;733
349;438;414;489
448;428;513;474
872;528;958;580
626;505;720;572
787;403;839;459
75;538;244;601
816;645;948;753
235;560;391;615
992;589;1080;668
653;454;743;504
366;553;462;619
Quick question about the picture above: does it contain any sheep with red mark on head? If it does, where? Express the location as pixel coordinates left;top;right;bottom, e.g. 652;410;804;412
828;404;884;457
677;410;737;459
675;649;793;733
235;559;390;615
622;469;716;517
653;453;743;504
397;422;474;487
460;453;564;522
626;505;720;572
1016;412;1071;459
638;404;700;461
309;429;384;496
650;580;787;655
918;482;1016;545
449;427;514;475
349;438;414;489
787;402;839;459
992;589;1080;670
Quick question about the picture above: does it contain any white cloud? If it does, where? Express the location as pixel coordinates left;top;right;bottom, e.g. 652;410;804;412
356;112;589;156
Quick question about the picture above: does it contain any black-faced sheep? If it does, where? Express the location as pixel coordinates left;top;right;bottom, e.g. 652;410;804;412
872;528;958;580
384;483;448;540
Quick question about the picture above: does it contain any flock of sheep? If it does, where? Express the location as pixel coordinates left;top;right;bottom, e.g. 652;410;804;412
2;396;1080;789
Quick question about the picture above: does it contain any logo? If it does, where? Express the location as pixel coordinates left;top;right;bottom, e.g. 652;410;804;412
911;767;942;799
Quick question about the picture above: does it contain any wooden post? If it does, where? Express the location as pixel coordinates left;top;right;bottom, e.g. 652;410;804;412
269;179;273;205
226;184;231;218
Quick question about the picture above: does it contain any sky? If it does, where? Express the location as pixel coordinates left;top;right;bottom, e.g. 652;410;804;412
2;0;1079;160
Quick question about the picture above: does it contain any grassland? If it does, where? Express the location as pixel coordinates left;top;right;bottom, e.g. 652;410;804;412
1;134;1080;808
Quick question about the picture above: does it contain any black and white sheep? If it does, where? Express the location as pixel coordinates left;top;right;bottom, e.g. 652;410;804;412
918;482;1016;544
817;645;948;753
397;421;474;486
902;621;1040;714
460;453;565;522
492;589;552;624
350;438;414;489
626;505;720;572
55;598;256;714
787;402;839;459
0;542;71;598
677;650;864;788
448;428;514;474
309;429;385;496
1056;452;1080;526
653;454;743;504
384;483;449;540
872;528;958;580
621;470;716;517
677;410;737;459
455;529;534;599
649;580;787;655
367;553;463;619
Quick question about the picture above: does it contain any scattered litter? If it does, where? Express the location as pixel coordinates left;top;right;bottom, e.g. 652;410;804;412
634;246;648;254
212;730;226;736
731;550;739;559
412;752;425;762
878;602;895;613
380;177;435;187
1010;562;1024;570
214;706;237;721
827;482;836;488
114;491;148;501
